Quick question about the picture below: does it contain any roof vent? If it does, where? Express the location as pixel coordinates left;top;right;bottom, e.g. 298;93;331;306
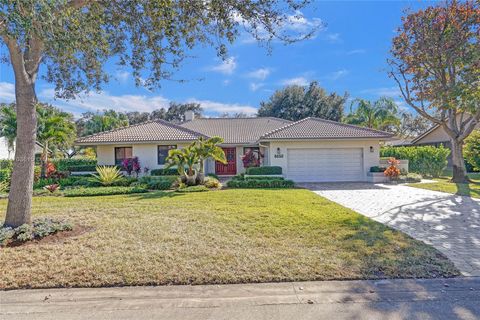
184;110;195;122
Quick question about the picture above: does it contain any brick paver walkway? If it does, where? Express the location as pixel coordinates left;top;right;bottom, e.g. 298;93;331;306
300;183;480;276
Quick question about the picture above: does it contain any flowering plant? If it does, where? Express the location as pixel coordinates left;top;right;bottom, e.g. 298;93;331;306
384;157;401;180
241;149;264;168
122;157;141;176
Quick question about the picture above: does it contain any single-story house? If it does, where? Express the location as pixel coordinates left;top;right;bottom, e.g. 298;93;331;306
0;137;45;160
75;112;393;182
412;117;479;167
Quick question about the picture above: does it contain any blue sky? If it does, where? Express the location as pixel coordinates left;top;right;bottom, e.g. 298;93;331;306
0;0;438;118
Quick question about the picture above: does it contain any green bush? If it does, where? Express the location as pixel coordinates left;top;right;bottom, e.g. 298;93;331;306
244;176;285;181
380;146;450;177
52;159;97;171
63;186;148;197
245;166;282;175
0;160;13;170
139;176;177;190
227;178;294;188
370;166;386;173
66;165;97;172
32;175;134;189
176;185;210;192
206;173;219;179
151;168;179;176
464;130;480;172
398;173;423;183
0;168;11;182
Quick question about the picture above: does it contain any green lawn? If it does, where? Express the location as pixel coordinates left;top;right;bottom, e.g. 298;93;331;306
0;189;458;289
409;173;480;199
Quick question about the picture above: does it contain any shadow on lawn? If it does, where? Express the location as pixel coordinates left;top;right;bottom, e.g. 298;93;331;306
127;190;185;200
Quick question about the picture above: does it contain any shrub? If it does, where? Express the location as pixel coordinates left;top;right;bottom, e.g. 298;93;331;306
139;176;177;190
63;186;148;197
398;173;423;183
370;166;386;173
246;166;282;175
384;158;401;180
380;145;450;177
0;180;9;193
66;165;97;172
0;159;13;170
244;176;285;181
203;176;222;189
34;176;93;189
206;173;219;179
176;185;210;192
52;159;97;171
0;168;11;182
0;217;72;247
227;178;294;188
151;168;179;176
44;184;60;193
464;130;480;172
93;166;123;186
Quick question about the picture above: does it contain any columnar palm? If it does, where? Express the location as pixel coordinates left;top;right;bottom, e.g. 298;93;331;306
344;97;401;132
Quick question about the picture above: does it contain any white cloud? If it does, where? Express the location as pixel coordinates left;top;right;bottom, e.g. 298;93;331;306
246;68;272;80
222;79;231;86
285;11;324;34
115;70;130;83
326;33;341;43
280;77;309;86
328;69;349;81
208;57;237;75
249;83;264;92
187;98;257;115
346;49;366;55
360;87;401;98
0;82;15;103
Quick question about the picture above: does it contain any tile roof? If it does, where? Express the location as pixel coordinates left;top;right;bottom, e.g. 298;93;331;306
75;119;205;144
261;117;393;140
180;117;292;144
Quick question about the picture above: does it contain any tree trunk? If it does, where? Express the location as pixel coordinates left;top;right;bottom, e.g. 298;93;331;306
450;138;469;184
4;81;37;228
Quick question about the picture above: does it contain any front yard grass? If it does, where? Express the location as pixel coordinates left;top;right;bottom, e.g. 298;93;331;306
408;173;480;199
0;189;458;289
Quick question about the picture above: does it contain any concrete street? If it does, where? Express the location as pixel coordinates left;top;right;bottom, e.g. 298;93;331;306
1;277;480;320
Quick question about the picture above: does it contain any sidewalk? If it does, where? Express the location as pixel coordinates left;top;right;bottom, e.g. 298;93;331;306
2;277;480;320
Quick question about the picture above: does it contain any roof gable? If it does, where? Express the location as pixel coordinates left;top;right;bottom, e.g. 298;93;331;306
180;117;291;144
261;117;393;140
76;119;205;144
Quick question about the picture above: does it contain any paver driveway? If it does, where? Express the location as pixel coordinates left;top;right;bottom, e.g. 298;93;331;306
300;183;480;276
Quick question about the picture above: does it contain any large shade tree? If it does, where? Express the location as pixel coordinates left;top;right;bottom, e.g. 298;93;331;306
388;0;480;183
258;81;347;121
0;0;318;227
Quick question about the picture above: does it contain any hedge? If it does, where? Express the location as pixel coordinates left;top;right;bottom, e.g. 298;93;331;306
52;159;97;171
245;166;282;175
380;146;450;177
139;176;177;190
66;165;97;172
150;168;179;176
227;178;294;188
63;186;148;197
0;169;11;182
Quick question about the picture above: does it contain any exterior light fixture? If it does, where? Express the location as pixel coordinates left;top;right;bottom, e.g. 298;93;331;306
276;147;281;154
370;146;374;153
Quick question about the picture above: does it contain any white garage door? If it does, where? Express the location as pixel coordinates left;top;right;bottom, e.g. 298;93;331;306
287;148;364;182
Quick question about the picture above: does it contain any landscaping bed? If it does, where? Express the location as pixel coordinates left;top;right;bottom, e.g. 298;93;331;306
0;189;458;289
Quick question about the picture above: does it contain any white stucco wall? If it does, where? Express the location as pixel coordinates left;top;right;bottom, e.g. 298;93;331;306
96;142;190;170
267;139;381;181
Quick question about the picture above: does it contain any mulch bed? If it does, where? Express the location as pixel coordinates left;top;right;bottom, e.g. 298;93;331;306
5;225;93;248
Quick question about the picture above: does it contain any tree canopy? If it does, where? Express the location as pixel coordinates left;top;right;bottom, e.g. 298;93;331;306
257;81;347;121
388;0;479;182
344;97;401;132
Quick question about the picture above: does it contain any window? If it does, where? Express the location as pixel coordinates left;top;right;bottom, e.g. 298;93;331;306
114;147;133;165
158;145;177;165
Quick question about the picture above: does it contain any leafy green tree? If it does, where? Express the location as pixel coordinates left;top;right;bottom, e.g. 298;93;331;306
76;110;129;137
125;111;150;125
395;112;433;138
388;0;480;183
165;102;203;123
464;130;480;172
1;0;316;227
258;81;347;121
344;97;401;132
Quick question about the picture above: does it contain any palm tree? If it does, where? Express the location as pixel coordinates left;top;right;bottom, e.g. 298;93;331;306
0;103;76;177
0;103;18;155
194;137;226;183
165;146;199;186
344;97;401;132
36;105;76;177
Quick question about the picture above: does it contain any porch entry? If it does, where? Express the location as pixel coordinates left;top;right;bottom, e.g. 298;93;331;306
216;147;236;175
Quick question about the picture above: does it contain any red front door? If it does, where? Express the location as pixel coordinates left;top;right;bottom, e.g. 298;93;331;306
216;148;236;175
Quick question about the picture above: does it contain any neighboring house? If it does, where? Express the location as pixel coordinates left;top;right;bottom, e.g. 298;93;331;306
0;137;44;160
75;112;393;182
412;117;479;167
